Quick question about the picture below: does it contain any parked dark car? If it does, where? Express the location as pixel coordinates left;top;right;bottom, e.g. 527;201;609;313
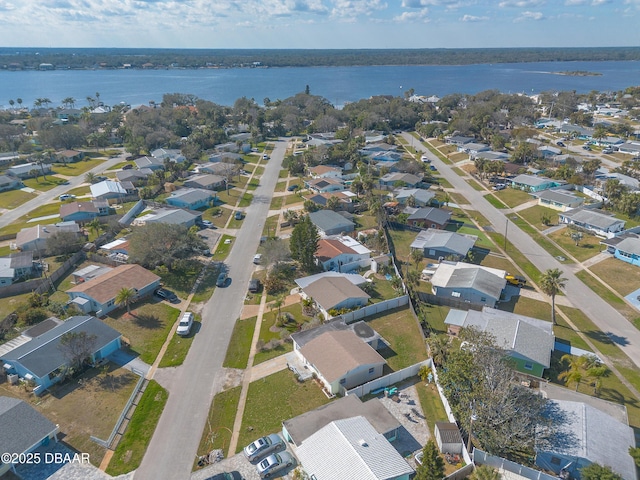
216;272;228;287
122;164;134;170
556;141;566;147
248;279;261;293
155;288;179;303
235;211;243;220
287;184;299;191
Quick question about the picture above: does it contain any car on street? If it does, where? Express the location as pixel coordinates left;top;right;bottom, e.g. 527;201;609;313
176;311;194;336
235;211;243;220
59;194;76;201
583;145;592;151
253;254;262;264
287;184;299;191
263;154;270;160
244;434;285;462
420;154;430;163
209;473;242;480
429;165;437;171
155;288;179;303
216;272;228;287
556;141;566;147
256;451;294;478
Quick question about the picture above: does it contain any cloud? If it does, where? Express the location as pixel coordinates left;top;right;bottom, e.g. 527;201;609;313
330;0;387;18
514;10;544;20
0;1;15;10
461;14;488;21
565;0;611;4
394;7;430;21
499;0;544;6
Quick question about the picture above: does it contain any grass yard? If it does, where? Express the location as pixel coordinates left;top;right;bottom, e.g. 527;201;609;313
279;169;290;179
107;380;168;475
587;257;640;297
195;386;242;463
212;234;235;261
53;158;106;176
66;185;92;197
283;193;303;206
553;313;592;352
575;270;639;324
238;370;331;454
548;229;605;262
517;205;559;231
479;253;519;273
158;317;201;368
206;206;232;229
262;215;279;238
494;188;534;208
387;227;418;262
497;295;553;322
0;189;36;210
223;316;257;369
368;278;400;302
466;178;486;191
0;363;138;467
22;176;69;191
447;192;468;205
366;306;428;370
269;196;284;210
415;380;449;436
274;180;288;193
102;302;180;365
156;259;208;300
191;265;222;304
484;194;508;209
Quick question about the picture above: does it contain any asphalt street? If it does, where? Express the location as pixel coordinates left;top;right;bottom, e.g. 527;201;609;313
0;150;129;229
135;141;287;479
408;134;640;370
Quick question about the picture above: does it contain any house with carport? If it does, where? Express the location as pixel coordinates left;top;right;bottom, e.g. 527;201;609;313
0;316;122;395
444;306;554;377
7;162;51;179
558;207;626;238
66;264;160;316
0;397;60;476
410;229;477;261
294;416;414;480
297;330;385;395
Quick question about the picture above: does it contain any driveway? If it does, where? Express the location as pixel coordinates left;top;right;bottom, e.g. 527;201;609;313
409;134;640;370
136;142;288;479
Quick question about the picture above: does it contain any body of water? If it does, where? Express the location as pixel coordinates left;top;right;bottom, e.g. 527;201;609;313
1;60;639;109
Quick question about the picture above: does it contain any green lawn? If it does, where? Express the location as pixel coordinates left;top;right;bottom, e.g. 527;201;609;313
53;158;106;176
517;205;559;231
416;381;449;436
238;192;253;208
191;265;222;304
387;227;418;263
156;260;208;300
575;270;639;324
497;295;553;322
548;229;605;262
274;180;288;193
283;193;303;206
0;189;36;210
206;206;232;229
588;257;640;297
107;380;168;476
270;196;284;210
223;316;257;369
494;188;534;208
196;386;242;463
480;253;518;273
484;194;508;209
66;185;92;197
366;306;428;370
262;215;279;238
102;302;180;364
238;370;331;454
213;234;235;261
158;317;200;368
367;278;400;303
22;175;69;191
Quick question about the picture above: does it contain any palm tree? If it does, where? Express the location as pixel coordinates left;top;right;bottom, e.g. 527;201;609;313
29;169;40;183
87;218;102;238
559;354;585;391
115;287;137;315
84;172;97;184
426;334;450;367
411;248;424;268
271;295;285;323
540;268;567;325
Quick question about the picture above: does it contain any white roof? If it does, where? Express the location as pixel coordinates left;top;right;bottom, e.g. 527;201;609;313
326;235;371;255
295;272;367;290
100;238;128;251
90;180;126;197
295;416;414;480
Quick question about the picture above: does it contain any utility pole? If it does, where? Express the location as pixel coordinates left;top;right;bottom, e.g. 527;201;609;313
504;218;509;251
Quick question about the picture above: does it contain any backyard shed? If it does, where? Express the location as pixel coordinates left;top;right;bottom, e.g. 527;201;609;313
434;422;463;454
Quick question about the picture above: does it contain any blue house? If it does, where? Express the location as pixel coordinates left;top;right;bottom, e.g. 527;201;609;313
166;188;212;210
613;237;640;266
0;316;122;395
510;174;563;193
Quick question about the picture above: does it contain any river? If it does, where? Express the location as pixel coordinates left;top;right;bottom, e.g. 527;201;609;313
1;60;639;109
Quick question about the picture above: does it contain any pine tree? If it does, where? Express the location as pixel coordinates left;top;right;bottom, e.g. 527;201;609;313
290;215;319;272
415;440;445;480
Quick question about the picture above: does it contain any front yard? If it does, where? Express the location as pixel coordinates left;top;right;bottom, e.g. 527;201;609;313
587;257;640;297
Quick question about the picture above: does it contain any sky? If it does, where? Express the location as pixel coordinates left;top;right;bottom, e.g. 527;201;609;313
0;0;639;49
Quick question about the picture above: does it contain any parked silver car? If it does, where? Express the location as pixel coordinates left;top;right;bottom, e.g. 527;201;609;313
256;451;294;478
243;434;285;462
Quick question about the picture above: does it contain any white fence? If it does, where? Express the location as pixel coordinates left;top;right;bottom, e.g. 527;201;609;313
553;341;603;363
346;358;432;397
337;295;409;324
474;450;557;480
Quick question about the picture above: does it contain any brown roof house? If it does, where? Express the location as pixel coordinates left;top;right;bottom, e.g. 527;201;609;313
301;275;370;318
315;236;371;273
298;330;386;395
66;264;160;316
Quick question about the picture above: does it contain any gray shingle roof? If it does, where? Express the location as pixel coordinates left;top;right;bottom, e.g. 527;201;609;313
308;210;355;234
535;189;582;205
616;237;640;256
0;397;57;454
438;266;506;300
560;208;625;230
1;316;121;378
295;416;414;480
410;229;477;255
407;207;452;225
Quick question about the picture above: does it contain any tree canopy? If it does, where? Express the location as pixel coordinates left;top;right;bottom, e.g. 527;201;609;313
290;215;320;272
128;223;206;270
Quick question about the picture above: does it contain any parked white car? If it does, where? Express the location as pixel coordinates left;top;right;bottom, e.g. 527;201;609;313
176;312;194;336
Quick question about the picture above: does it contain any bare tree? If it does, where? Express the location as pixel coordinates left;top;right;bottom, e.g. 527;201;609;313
58;331;98;371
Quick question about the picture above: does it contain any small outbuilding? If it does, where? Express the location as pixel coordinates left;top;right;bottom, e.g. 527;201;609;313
434;422;463;455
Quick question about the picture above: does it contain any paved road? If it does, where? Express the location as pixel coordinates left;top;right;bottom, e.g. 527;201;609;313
410;135;640;369
0;150;128;229
135;141;287;479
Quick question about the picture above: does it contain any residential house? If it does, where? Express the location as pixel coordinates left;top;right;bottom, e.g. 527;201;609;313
473;151;510;162
0;252;35;286
534;190;584;212
461;142;490;155
151;148;185;163
558;207;626;238
301;275;370;318
359;143;398;155
559;124;594;139
56;149;84;163
315;236;371;273
7;162;51;179
71;264;113;284
379;172;421;188
306;177;345;194
430;262;507;308
59;201;109;223
294;416;414;480
166;188;212;210
611;236;640;266
510;174;563;193
197;162;233;176
536;400;636;480
134;156;164;171
303;191;355;212
537;145;562;158
410;229;477;261
55;108;82;120
14;223;81;254
0;316;122;394
603;172;640;193
66;264;161;316
444;307;554;376
298;330;385;395
446;135;475;146
308;165;343;179
292;316;381;352
0;174;23;192
116;170;149;185
282;395;401;447
90;180;128;201
309;210;355;236
133;208;201;228
295;271;368;291
0;397;59;476
370;151;403;164
184;174;226;191
394;188;435;207
617;141;640;157
407;207;452;229
99;238;130;263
